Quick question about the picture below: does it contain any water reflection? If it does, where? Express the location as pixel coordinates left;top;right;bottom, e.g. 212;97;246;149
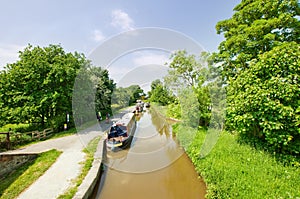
96;108;206;199
104;108;184;173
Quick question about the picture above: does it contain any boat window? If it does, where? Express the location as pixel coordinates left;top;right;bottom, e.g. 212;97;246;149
119;126;126;131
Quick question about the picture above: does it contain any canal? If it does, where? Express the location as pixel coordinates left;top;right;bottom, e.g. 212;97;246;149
92;108;206;199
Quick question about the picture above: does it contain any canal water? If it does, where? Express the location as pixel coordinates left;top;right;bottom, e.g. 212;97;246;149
93;108;206;199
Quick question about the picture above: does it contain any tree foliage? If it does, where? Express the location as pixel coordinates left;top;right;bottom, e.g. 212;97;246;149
165;50;212;127
111;87;131;110
0;44;115;130
111;85;144;112
165;50;209;88
215;0;300;158
216;0;300;79
148;79;174;106
227;42;300;155
126;85;145;105
92;67;115;115
0;44;85;127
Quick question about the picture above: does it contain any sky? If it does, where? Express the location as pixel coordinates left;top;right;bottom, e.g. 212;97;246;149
0;0;241;88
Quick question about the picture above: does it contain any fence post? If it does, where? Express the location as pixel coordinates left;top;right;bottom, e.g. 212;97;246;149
6;132;11;150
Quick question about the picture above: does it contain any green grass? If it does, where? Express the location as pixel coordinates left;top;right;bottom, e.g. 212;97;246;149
57;136;101;199
0;149;62;199
178;129;300;199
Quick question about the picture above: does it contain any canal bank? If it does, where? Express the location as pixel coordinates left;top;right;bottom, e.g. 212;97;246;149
73;109;136;199
90;108;206;199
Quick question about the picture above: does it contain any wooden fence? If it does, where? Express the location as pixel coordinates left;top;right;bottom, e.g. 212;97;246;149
0;128;54;150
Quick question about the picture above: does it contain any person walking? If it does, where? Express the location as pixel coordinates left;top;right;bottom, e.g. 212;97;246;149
106;112;110;123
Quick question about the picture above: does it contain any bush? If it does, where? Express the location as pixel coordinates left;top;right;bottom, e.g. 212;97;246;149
0;123;37;133
47;114;74;132
166;99;181;119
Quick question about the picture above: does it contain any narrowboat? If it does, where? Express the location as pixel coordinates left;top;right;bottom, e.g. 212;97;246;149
105;113;136;151
135;100;144;113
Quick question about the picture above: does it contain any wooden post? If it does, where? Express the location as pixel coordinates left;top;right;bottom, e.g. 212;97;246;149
6;132;10;150
0;132;11;150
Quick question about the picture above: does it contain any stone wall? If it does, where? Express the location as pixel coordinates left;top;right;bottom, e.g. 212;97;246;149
0;153;38;179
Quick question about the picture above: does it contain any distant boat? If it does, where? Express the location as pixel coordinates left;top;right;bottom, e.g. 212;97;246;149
134;100;144;113
105;113;136;151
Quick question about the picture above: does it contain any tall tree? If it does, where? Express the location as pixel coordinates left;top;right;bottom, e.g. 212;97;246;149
72;65;115;126
216;0;300;79
0;44;86;127
91;67;115;115
165;50;209;89
165;50;212;127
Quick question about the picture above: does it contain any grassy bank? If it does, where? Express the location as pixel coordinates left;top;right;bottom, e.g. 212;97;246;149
176;127;300;199
0;149;62;199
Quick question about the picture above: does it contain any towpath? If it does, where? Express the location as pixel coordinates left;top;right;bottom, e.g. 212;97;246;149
0;108;133;199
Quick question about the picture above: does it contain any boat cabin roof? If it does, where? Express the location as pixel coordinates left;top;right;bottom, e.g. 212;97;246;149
116;113;135;127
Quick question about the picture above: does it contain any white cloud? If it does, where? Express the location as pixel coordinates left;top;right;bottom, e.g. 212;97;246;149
133;52;169;67
0;44;25;70
92;29;105;42
111;9;135;31
117;64;169;91
107;52;169;85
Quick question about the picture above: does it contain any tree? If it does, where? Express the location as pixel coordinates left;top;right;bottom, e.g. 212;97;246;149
165;50;212;127
126;85;145;105
0;72;8;126
111;87;131;111
216;0;300;79
91;67;115;115
215;0;300;158
72;65;115;126
165;50;209;89
111;85;144;113
227;42;300;155
147;79;162;99
149;79;174;106
0;44;86;128
72;65;96;126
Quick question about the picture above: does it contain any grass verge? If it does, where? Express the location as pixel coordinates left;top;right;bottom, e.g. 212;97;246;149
57;136;101;199
177;128;300;199
0;149;62;199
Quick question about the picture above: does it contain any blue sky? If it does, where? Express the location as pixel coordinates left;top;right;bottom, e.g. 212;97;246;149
0;0;241;70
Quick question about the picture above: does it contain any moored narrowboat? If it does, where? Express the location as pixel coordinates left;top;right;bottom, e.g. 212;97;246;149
105;113;136;151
